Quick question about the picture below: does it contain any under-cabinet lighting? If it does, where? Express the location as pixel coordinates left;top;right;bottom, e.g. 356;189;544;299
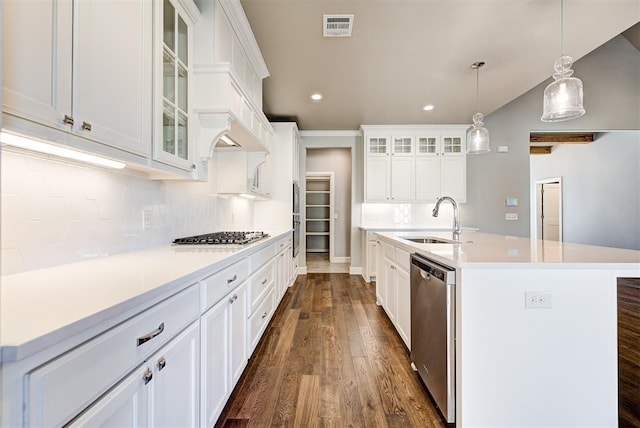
422;104;435;111
310;93;323;101
0;131;126;169
219;135;240;147
239;193;256;199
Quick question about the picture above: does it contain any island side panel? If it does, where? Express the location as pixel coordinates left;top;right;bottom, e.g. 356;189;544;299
456;267;617;427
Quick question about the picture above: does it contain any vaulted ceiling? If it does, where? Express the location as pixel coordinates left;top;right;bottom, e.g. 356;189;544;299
240;0;640;130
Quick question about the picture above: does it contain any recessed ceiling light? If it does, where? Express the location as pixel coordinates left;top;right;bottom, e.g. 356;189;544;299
310;93;323;101
422;104;435;111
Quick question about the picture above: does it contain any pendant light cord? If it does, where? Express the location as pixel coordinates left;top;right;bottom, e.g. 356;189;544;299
476;67;480;112
561;0;565;56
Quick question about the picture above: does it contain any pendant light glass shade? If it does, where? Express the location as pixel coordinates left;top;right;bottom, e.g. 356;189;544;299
467;112;490;153
467;62;490;154
541;0;585;122
541;55;585;121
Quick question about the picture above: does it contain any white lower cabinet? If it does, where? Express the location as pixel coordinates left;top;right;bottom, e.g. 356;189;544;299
70;321;200;428
68;364;150;427
3;235;295;428
377;240;411;350
201;280;247;428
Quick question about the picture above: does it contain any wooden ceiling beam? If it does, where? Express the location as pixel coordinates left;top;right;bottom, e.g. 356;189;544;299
530;146;553;155
529;132;595;144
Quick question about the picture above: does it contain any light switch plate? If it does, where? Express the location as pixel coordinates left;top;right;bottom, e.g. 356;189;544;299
506;198;519;206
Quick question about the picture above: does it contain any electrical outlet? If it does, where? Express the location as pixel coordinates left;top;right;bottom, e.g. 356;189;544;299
525;292;552;309
505;213;518;221
142;209;152;230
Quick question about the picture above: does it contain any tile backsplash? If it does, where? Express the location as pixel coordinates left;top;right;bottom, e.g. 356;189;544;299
1;150;253;275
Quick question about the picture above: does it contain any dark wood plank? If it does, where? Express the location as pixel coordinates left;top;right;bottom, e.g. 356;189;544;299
618;277;640;428
529;132;595;143
216;273;446;428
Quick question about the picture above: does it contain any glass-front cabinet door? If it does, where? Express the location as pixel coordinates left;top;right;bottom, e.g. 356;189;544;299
367;136;389;156
392;136;414;156
154;0;194;171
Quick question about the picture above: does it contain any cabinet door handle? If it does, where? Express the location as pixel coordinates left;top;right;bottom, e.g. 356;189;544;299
229;294;238;304
157;357;167;371
62;115;74;126
262;278;268;285
143;368;153;385
262;311;268;319
136;322;165;346
227;274;238;284
81;121;92;132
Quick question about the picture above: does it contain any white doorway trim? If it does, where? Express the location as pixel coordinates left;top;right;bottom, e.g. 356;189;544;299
533;177;563;242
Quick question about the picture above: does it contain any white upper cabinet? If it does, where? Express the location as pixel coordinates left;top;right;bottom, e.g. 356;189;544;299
415;131;466;202
2;0;152;158
362;125;467;203
153;0;200;172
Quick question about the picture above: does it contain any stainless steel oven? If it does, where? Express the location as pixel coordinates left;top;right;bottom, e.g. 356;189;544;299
410;253;456;423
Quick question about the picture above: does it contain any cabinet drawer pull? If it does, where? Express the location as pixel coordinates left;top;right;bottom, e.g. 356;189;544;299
81;121;92;132
62;114;74;126
136;322;165;346
143;368;153;385
262;311;268;319
262;278;268;285
229;294;238;304
157;357;167;371
227;274;238;284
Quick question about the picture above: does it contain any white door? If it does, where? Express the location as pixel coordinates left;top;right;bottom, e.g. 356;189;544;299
440;156;466;202
537;182;562;241
383;258;396;324
395;266;411;350
415;157;440;201
229;282;248;386
2;0;72;131
151;322;200;428
73;0;152;156
68;365;150;427
201;296;230;427
366;157;389;201
390;157;415;201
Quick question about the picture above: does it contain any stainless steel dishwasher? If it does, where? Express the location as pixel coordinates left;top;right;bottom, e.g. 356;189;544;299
410;253;456;423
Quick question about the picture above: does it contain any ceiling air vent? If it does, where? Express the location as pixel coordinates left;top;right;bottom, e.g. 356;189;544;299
323;14;354;37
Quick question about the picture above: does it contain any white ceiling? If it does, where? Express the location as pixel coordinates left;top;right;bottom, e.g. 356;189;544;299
239;0;640;130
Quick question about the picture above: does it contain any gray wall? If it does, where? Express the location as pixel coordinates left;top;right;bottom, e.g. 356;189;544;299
530;131;640;250
465;35;640;237
306;148;352;258
299;132;363;272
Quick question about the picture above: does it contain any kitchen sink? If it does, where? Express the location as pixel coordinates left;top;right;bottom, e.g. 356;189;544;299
402;237;455;244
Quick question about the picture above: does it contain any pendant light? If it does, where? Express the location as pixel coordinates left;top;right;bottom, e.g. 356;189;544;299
467;61;490;154
541;0;585;122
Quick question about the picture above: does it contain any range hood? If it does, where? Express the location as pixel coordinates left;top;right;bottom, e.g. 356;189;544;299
194;69;274;160
192;0;273;160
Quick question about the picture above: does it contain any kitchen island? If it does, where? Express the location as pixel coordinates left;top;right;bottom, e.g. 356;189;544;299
375;230;639;427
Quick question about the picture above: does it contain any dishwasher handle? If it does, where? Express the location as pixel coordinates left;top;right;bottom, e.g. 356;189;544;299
411;254;455;284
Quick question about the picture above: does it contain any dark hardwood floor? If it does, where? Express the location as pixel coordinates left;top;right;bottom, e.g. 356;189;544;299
216;273;446;427
618;277;640;428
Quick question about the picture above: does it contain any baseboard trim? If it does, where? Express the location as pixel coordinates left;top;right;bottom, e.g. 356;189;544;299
298;266;308;275
331;256;351;263
349;267;363;276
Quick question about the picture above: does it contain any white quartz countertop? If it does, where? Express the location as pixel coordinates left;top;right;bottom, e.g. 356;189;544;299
360;225;479;232
375;230;640;269
0;230;291;362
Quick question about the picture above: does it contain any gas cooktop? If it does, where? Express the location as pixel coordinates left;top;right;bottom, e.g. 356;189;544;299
172;231;269;245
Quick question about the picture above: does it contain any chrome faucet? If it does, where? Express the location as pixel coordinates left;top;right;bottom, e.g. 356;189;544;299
432;196;461;238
